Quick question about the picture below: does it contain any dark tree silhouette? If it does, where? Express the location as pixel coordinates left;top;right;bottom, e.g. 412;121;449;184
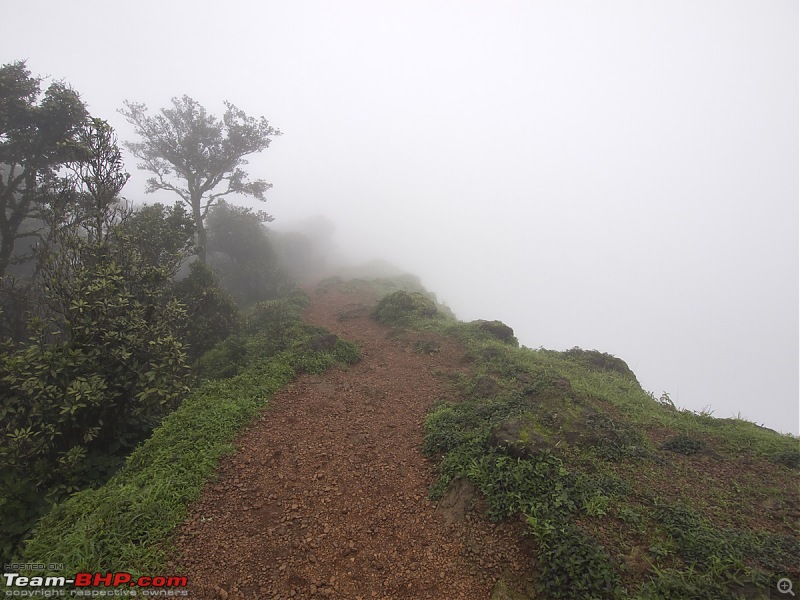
0;61;87;276
119;96;281;263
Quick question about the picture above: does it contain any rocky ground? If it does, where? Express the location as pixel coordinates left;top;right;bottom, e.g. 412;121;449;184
172;283;533;599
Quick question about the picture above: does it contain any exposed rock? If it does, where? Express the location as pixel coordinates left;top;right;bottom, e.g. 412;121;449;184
434;477;477;525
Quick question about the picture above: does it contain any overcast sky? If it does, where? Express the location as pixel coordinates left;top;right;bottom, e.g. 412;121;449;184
3;0;797;433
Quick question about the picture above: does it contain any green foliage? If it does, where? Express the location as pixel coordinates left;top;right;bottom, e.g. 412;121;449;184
118;202;196;268
584;412;649;462
772;448;800;469
372;290;438;325
562;346;638;382
463;452;621;597
20;357;295;573
0;60;88;277
194;335;248;380
409;280;797;598
530;521;620;599
641;501;799;596
17;289;359;572
172;261;240;361
66;118;130;241
206;201;292;305
0;218;191;562
194;291;361;382
413;339;440;354
468;320;518;346
660;433;708;455
119;96;281;264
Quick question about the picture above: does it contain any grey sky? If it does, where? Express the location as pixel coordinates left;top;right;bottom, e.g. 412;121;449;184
3;0;797;433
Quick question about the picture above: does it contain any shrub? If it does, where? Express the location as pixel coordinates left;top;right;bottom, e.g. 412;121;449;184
0;234;190;563
660;433;708;456
372;290;437;325
173;261;240;361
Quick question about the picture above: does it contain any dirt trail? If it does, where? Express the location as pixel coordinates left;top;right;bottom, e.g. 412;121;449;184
174;284;530;599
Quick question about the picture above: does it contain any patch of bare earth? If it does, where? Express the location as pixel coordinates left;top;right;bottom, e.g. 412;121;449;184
173;285;532;599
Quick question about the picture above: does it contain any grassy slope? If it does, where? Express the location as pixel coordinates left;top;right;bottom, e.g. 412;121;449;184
363;277;799;599
15;290;360;576
12;276;798;599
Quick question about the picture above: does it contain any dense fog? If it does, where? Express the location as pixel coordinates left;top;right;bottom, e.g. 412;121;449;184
2;0;797;433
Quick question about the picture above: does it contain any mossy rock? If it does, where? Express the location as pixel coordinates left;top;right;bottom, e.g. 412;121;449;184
562;347;638;382
489;415;553;459
470;319;518;345
490;400;648;461
372;290;437;325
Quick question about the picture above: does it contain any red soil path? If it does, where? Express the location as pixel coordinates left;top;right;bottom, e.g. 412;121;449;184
173;283;530;599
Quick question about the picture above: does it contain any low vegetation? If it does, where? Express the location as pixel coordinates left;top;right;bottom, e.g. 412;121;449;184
5;269;798;598
326;276;799;599
15;290;360;574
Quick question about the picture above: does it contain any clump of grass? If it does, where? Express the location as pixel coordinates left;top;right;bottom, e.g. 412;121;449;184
660;433;708;455
413;339;440;355
404;279;800;598
372;290;438;325
772;448;800;469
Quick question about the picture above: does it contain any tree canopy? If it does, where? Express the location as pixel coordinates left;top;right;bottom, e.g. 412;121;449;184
119;96;281;262
0;61;87;276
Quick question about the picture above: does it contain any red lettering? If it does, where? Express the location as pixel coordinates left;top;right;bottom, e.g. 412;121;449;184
113;573;132;586
74;573;92;587
94;573;113;586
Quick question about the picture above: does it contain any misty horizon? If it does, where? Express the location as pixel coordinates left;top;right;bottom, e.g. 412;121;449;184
2;0;797;434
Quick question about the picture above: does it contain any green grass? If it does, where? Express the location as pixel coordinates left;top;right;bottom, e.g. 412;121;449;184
15;275;798;598
14;290;360;578
317;277;800;599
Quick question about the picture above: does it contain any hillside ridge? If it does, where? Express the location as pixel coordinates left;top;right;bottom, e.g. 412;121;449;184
173;281;532;598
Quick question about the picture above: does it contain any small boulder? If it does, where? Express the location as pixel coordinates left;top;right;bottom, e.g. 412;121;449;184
434;477;476;525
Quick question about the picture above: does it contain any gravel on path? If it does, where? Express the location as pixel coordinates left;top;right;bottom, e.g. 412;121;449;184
173;284;531;599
